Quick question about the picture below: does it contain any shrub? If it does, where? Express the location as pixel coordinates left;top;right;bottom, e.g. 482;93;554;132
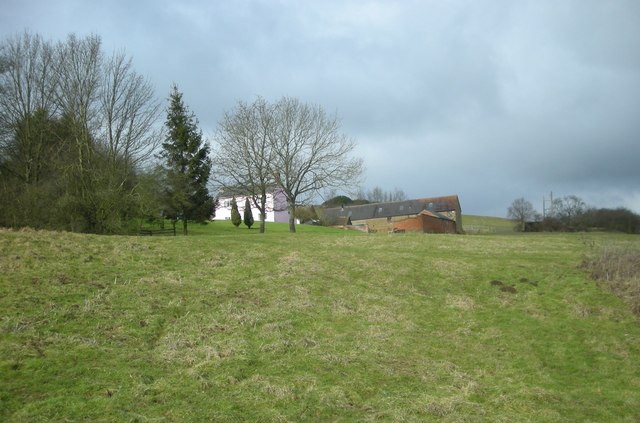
230;197;241;227
243;198;254;229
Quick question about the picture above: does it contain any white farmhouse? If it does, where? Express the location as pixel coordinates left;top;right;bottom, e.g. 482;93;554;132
214;188;290;223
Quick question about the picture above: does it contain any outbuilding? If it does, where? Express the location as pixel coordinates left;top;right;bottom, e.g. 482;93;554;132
322;195;462;234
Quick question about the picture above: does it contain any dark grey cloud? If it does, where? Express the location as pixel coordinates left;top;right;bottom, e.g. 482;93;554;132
2;0;639;216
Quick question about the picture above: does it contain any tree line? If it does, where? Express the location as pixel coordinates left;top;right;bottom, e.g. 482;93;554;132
0;32;162;233
508;196;640;234
0;31;363;234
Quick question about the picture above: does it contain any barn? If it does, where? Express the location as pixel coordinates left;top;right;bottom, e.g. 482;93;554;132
322;195;462;234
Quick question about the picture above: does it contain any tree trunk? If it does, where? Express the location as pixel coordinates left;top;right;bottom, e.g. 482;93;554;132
260;218;266;233
259;197;267;233
182;219;188;235
288;201;296;233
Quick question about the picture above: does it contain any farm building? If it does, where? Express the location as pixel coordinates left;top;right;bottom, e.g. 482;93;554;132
322;195;462;234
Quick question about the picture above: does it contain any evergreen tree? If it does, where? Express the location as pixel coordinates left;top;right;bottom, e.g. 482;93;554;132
243;197;254;229
160;85;214;235
230;196;241;227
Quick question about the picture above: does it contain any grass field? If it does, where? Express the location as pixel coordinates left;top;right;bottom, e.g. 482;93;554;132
1;222;640;422
461;215;516;234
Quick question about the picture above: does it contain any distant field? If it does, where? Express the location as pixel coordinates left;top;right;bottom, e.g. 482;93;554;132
462;214;516;234
1;225;639;421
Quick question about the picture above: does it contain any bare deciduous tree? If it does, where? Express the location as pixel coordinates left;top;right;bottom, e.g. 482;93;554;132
269;97;363;232
0;31;57;183
365;186;407;203
551;195;586;228
100;51;161;172
213;98;275;233
507;197;538;231
368;186;384;203
215;96;363;233
53;33;103;197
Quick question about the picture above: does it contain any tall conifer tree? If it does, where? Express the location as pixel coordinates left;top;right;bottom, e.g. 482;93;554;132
230;196;241;227
243;197;254;229
160;85;213;235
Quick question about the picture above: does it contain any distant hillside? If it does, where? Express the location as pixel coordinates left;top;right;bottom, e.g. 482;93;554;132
462;215;515;234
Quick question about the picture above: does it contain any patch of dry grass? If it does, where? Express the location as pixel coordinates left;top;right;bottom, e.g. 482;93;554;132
582;246;640;314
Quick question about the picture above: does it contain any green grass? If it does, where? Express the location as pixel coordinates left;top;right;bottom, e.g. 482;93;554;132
462;215;516;234
1;224;640;422
185;220;357;235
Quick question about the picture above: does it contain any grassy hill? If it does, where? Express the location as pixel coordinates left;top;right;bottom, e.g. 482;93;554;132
462;214;516;234
1;224;639;421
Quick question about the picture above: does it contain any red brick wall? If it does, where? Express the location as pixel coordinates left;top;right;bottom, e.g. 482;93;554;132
421;215;456;233
393;214;456;234
394;216;424;232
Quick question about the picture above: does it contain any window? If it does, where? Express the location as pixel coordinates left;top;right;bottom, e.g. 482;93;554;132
223;200;230;208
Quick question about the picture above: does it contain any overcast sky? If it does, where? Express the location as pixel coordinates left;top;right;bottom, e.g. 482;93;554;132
2;0;639;216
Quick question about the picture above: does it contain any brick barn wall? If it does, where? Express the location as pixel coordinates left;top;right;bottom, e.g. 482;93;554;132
354;214;456;234
393;216;425;232
421;215;456;233
394;215;457;233
437;210;461;233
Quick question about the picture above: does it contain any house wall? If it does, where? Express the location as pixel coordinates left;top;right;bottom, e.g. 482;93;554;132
273;192;290;223
214;189;290;223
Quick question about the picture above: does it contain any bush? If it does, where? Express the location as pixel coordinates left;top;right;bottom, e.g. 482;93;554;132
243;198;254;229
316;208;337;227
294;205;318;223
230;197;241;227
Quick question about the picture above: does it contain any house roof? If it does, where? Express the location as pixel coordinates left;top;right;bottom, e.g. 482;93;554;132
322;195;460;221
